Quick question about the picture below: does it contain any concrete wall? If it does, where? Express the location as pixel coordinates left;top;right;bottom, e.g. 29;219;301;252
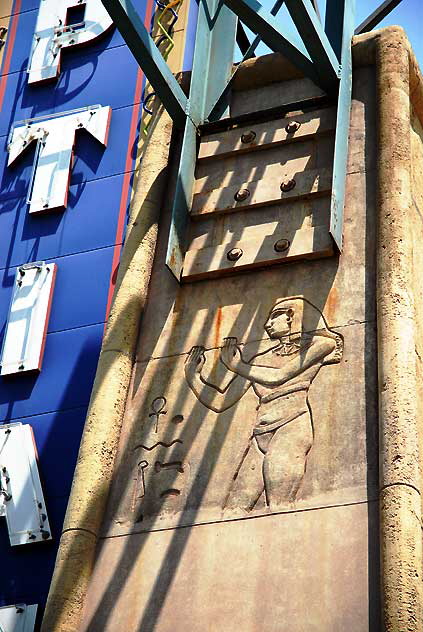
77;59;380;631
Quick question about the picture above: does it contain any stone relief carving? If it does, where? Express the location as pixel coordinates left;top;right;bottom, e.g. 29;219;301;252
184;297;343;512
130;400;187;522
149;396;167;433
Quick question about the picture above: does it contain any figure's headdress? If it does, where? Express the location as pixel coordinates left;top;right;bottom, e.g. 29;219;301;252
268;296;343;363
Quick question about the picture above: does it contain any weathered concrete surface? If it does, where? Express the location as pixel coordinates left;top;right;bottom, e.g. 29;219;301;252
81;502;378;632
78;57;379;631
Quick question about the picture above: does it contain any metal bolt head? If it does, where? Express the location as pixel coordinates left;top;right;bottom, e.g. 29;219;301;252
241;130;256;144
18;364;24;371
234;188;250;202
285;120;301;134
280;179;296;193
274;238;290;253
227;248;243;262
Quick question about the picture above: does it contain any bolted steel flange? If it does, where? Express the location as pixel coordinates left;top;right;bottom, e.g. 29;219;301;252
285;120;301;134
241;130;256;144
274;238;290;253
227;248;243;261
280;179;296;193
234;188;250;202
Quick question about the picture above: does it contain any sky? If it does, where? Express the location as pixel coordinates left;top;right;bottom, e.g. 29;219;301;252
239;0;423;68
353;0;422;64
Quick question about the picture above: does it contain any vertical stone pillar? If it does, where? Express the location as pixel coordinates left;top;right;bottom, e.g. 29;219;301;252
377;27;423;632
41;106;173;632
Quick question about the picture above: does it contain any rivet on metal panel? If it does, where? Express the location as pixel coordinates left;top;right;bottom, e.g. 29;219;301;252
280;179;296;192
285;120;301;133
227;248;243;261
234;188;250;202
241;130;256;144
274;238;290;252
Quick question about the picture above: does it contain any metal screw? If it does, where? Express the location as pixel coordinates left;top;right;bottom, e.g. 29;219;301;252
234;188;250;202
241;130;256;144
280;179;296;193
227;248;243;262
274;238;290;253
285;120;301;134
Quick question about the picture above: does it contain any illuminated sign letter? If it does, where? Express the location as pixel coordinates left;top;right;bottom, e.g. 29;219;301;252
0;423;51;546
28;0;113;85
8;105;111;214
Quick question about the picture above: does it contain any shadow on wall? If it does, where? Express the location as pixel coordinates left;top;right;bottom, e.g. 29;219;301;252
35;128;382;632
9;61;381;632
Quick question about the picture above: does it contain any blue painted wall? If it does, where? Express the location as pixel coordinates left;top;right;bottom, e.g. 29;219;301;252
0;0;197;623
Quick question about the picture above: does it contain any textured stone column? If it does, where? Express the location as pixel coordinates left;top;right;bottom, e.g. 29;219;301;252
376;27;423;632
41;106;173;632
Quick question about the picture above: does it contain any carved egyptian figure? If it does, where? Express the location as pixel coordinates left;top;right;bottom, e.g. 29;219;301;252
184;297;343;512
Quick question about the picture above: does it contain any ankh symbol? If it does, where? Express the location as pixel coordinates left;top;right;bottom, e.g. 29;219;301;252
149;396;167;433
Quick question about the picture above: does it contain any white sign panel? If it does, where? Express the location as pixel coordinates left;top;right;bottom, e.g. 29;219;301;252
28;0;113;84
1;262;57;377
8;105;111;214
0;604;37;632
0;423;51;546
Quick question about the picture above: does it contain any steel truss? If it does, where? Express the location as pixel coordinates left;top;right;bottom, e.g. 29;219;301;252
101;0;404;279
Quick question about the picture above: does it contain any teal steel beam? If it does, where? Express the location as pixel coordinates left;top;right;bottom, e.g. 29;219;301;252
329;0;355;250
324;0;345;61
208;0;285;121
240;0;285;60
165;0;237;279
310;0;321;21
236;22;253;55
284;0;340;91
222;0;320;86
101;0;188;128
355;0;403;34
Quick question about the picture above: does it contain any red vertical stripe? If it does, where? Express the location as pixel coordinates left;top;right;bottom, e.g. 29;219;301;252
104;0;155;323
0;0;21;111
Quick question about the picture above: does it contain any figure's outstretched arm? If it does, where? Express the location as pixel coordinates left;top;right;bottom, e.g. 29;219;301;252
220;337;336;387
185;346;251;413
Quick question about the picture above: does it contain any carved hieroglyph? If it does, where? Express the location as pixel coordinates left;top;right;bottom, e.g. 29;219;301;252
185;297;343;511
